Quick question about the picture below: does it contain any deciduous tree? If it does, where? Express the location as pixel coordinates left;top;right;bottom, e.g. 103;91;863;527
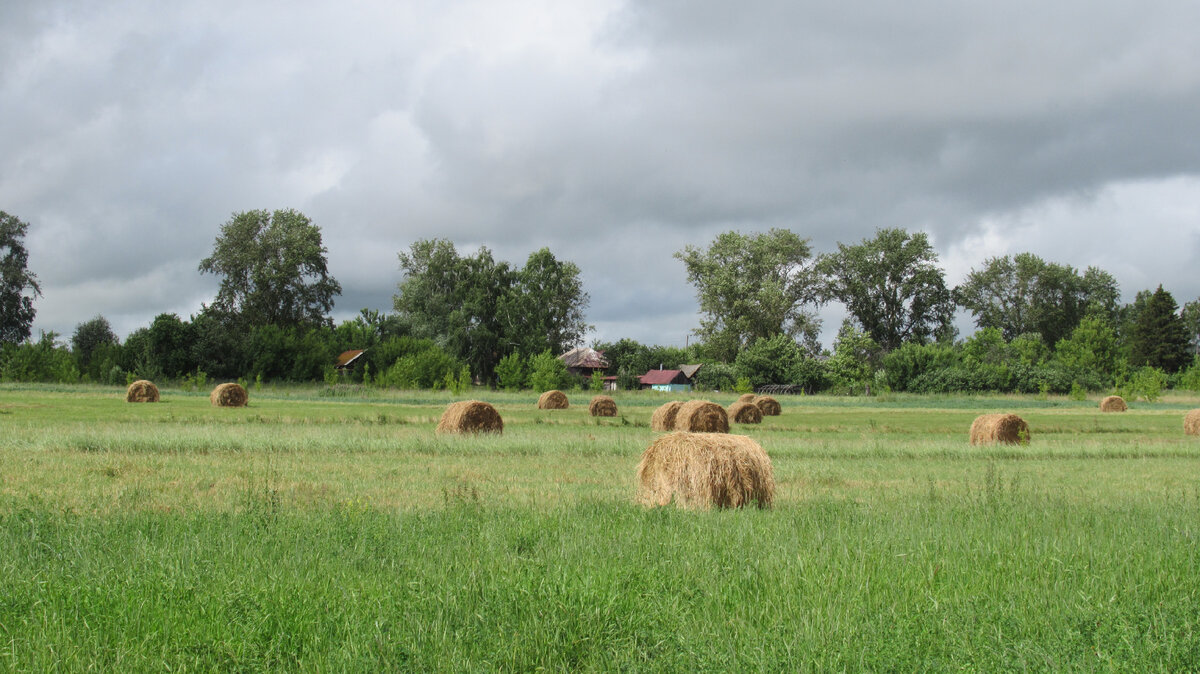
819;228;954;352
0;211;41;344
199;209;341;329
675;229;821;361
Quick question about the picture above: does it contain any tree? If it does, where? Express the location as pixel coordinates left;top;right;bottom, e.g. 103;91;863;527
71;315;118;370
825;320;882;394
0;211;42;344
1180;298;1200;356
1054;314;1121;379
199;209;342;328
819;228;954;352
734;333;812;389
675;229;822;362
955;253;1117;346
394;240;591;384
1128;285;1190;373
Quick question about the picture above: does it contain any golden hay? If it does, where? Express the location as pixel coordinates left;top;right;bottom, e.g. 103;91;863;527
436;400;503;434
969;413;1031;445
210;382;248;408
1100;395;1128;412
1185;409;1200;437
754;395;782;416
636;432;775;509
537;389;569;410
588;395;618;417
651;401;684;431
673;400;729;433
727;400;763;424
737;393;757;403
125;379;160;403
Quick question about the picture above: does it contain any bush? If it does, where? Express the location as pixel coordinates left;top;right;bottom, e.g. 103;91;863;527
495;352;527;391
379;345;461;389
880;342;959;392
692;362;737;392
735;334;811;389
527;350;570;392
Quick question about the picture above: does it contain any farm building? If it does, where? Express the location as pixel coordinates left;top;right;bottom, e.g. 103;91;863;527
639;369;693;392
335;349;366;371
559;347;609;378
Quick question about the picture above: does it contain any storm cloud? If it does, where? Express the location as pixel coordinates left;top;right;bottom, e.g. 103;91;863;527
3;0;1199;347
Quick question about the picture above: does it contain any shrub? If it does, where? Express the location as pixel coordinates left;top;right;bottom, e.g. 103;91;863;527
527;350;570;393
693;362;737;392
495;352;527;391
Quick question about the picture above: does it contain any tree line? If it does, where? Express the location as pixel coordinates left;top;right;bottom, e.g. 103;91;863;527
2;208;1199;396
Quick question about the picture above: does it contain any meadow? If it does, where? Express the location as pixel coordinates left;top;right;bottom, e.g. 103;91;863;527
2;384;1199;671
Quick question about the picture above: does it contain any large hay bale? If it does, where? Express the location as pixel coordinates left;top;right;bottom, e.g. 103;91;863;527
210;382;248;408
737;393;757;404
727;400;763;424
1185;409;1200;437
537;390;569;410
1100;395;1127;412
651;401;684;431
674;400;730;433
969;413;1031;445
754;395;782;416
636;432;775;509
125;380;160;403
437;400;503;435
588;395;617;417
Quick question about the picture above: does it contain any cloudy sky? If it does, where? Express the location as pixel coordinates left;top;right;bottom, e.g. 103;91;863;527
3;0;1200;349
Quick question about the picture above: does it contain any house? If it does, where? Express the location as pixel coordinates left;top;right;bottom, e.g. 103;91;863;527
639;369;693;392
335;349;366;371
679;364;703;383
559;347;609;378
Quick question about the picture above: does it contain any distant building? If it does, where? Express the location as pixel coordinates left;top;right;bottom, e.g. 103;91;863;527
639;369;693;392
335;349;366;371
679;364;703;382
559;347;609;378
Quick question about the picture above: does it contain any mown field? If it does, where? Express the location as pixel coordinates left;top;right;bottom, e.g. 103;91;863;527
2;384;1199;671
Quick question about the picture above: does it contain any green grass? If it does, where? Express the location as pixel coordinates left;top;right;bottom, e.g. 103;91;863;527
2;383;1200;670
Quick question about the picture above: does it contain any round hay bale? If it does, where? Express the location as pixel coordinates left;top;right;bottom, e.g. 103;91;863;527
636;432;775;509
727;400;763;424
1185;409;1200;437
588;395;617;417
210;382;248;408
737;393;757;404
1100;395;1127;412
537;390;569;410
437;400;503;435
969;413;1030;445
651;401;684;431
753;395;782;416
125;379;160;403
674;400;729;433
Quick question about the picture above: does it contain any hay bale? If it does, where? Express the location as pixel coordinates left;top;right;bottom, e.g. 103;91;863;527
754;395;782;416
537;390;569;410
636;432;775;509
1185;409;1200;437
727;400;763;424
125;379;160;403
210;382;248;408
588;395;617;417
969;413;1031;445
651;401;684;431
1100;395;1127;412
674;400;730;433
737;393;757;404
437;400;503;434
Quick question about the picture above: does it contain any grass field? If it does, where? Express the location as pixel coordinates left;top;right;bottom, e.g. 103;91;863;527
2;384;1199;670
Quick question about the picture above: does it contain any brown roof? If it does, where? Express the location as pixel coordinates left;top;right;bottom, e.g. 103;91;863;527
335;350;365;368
639;369;687;386
679;364;703;380
559;346;609;370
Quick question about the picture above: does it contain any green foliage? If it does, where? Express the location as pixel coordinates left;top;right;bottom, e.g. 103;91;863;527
675;228;822;361
589;370;604;392
955;252;1119;346
1069;382;1088;401
733;376;753;394
692;362;737;392
1113;366;1168;402
1175;357;1200;392
826;321;881;395
734;333;811;389
880;341;959;392
1053;314;1121;380
0;331;79;383
70;315;118;371
495;352;528;391
0;210;42;344
1128;285;1191;374
199;209;342;329
527;350;570;392
819;228;955;351
379;345;461;390
445;365;472;395
616;366;641;391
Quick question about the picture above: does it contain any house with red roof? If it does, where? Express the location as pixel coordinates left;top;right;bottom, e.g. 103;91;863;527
639;368;693;392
